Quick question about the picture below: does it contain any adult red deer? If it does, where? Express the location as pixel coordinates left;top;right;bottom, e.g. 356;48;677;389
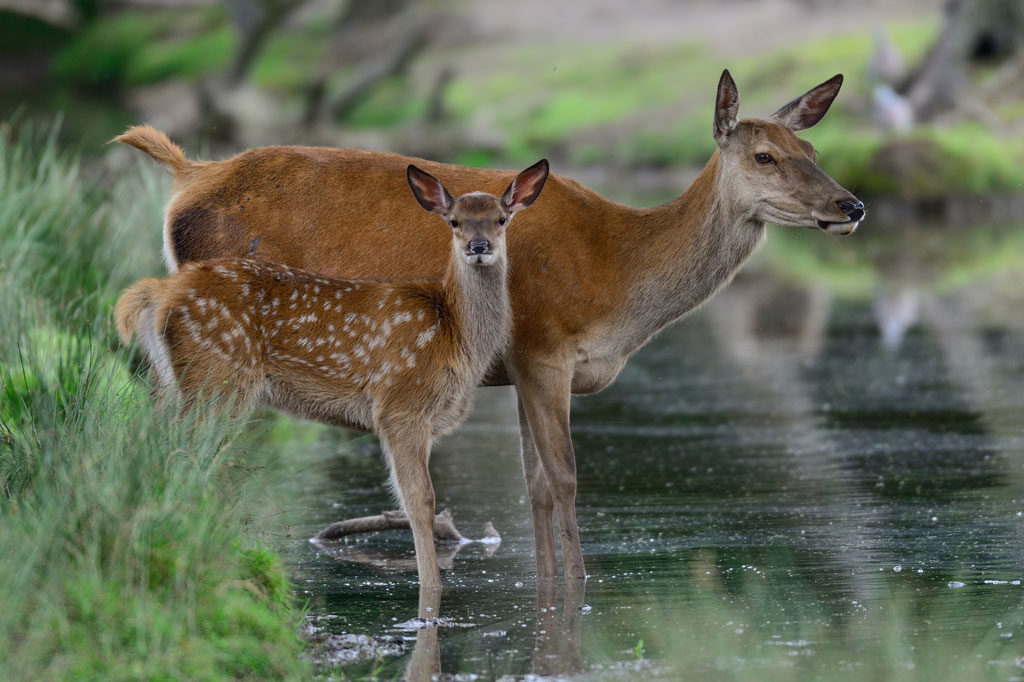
114;70;864;583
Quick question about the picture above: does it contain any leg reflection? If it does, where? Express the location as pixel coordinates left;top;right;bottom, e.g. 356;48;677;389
403;588;441;681
533;578;585;675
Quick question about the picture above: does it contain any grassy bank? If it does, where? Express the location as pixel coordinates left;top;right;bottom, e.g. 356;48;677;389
0;126;313;679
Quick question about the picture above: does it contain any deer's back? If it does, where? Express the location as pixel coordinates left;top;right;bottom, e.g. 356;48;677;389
166;147;635;360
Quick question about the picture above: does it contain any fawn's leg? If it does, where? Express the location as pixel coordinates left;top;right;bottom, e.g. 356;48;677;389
379;418;441;619
513;360;586;581
517;394;558;579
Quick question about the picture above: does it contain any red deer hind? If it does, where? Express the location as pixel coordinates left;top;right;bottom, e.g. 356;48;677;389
115;161;550;616
114;70;864;582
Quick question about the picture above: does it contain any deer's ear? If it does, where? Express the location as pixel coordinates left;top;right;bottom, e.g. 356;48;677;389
771;74;843;131
714;69;740;145
502;159;549;215
407;165;453;215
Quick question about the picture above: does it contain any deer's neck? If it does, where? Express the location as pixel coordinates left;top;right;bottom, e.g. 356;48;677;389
442;250;512;378
615;150;766;351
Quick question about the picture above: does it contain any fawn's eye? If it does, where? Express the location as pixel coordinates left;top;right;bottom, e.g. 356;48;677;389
498;217;506;225
450;220;459;228
755;153;774;165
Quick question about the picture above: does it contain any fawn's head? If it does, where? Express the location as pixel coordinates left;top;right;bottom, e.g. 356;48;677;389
407;160;549;266
713;70;864;236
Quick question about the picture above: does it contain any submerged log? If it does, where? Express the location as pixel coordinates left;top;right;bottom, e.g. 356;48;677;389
315;508;499;544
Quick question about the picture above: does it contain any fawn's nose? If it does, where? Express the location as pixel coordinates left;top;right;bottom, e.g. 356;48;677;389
836;198;866;222
469;240;490;255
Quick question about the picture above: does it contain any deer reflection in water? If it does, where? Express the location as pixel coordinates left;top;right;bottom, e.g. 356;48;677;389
313;539;584;680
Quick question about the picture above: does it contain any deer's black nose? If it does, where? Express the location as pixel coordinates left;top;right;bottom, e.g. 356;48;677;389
836;198;865;222
469;240;490;254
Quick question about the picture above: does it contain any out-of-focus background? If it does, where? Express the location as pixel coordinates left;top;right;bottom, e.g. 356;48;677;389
2;0;1022;203
4;1;1024;680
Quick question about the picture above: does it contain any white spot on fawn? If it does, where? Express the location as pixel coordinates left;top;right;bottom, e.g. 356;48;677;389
415;322;439;348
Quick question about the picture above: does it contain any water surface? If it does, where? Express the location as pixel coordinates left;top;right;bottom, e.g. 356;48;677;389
267;218;1024;680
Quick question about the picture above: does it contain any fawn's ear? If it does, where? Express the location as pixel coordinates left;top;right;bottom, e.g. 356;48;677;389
407;165;454;215
502;159;549;216
714;69;740;145
771;74;843;131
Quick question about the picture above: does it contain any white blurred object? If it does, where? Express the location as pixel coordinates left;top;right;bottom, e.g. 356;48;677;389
874;288;920;350
872;84;915;132
868;27;906;86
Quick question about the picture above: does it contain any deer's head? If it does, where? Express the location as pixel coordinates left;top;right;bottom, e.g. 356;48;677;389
713;70;864;236
407;160;549;265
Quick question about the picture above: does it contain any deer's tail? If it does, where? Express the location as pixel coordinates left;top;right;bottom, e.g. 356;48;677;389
110;125;192;175
114;278;164;345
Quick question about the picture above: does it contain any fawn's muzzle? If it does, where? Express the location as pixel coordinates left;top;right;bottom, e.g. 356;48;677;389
468;240;491;255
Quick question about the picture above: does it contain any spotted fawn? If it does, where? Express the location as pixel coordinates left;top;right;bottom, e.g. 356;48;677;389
115;159;549;614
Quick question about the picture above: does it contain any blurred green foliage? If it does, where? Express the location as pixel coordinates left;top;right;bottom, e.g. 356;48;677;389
52;7;231;88
0;10;72;54
9;5;1024;199
758;214;1024;300
573;553;1024;682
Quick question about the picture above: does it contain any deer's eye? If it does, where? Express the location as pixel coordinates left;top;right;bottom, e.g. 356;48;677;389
498;217;506;225
450;220;459;228
755;153;774;165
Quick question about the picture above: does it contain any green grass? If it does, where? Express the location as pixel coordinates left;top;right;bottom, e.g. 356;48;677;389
0;126;314;680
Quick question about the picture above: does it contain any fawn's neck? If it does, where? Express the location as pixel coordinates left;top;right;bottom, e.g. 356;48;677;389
441;246;512;374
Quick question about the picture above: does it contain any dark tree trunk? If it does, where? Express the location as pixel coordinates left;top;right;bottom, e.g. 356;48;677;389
902;0;1024;122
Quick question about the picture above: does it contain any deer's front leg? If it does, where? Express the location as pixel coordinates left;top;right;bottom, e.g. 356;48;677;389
379;420;442;619
514;363;586;581
517;394;557;579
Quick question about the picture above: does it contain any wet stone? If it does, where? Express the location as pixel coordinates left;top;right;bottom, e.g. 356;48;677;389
301;620;405;668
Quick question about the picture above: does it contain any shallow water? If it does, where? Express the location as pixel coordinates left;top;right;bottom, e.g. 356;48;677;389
268;219;1024;680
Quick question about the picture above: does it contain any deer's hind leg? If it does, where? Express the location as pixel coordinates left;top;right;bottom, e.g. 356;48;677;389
377;415;440;619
